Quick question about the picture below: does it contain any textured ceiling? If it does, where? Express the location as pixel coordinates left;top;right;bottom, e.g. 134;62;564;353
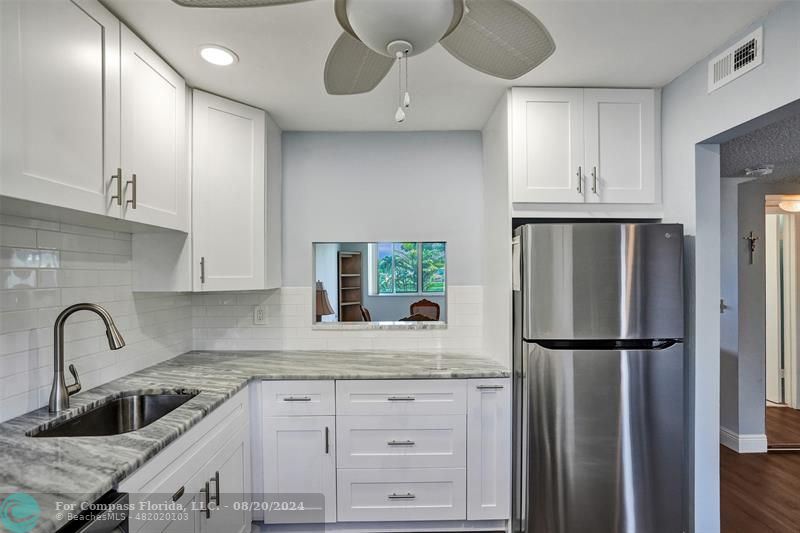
721;113;800;179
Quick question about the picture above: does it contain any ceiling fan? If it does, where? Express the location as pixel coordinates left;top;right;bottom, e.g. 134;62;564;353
171;0;556;122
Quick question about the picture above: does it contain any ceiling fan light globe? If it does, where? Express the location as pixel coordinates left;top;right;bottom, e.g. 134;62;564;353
345;0;457;57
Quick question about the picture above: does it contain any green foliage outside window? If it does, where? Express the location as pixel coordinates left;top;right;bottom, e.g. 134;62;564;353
377;242;445;295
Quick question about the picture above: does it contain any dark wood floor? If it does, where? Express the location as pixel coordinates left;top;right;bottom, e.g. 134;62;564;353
767;407;800;447
721;446;800;533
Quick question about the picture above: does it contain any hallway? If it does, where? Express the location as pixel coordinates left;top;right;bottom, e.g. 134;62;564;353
721;446;800;532
767;407;800;448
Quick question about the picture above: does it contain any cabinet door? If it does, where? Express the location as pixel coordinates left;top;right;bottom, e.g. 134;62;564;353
192;90;265;291
263;416;336;523
0;0;120;217
120;25;188;231
583;89;657;204
203;426;251;533
511;88;584;203
467;378;511;520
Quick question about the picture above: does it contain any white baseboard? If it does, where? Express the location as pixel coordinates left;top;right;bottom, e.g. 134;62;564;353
720;426;768;453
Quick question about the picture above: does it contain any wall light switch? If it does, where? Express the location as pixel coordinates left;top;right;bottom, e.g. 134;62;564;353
253;305;267;325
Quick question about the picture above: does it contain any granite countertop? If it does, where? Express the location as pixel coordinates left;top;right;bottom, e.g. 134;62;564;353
0;350;509;532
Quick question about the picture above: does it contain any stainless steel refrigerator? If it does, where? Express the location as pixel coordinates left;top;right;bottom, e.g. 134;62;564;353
512;223;684;533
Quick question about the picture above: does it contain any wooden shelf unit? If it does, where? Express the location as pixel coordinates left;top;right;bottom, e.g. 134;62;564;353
338;251;363;322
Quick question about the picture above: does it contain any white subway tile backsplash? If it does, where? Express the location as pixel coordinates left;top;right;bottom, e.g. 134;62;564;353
0;217;488;422
0;216;192;422
192;285;485;355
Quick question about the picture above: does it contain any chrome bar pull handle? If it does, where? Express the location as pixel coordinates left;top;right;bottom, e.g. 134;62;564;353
201;481;211;518
126;173;137;209
110;168;123;206
209;471;220;507
200;257;206;284
591;166;598;194
387;440;415;446
325;426;330;454
172;486;185;502
283;396;311;402
476;384;504;390
388;492;416;500
576;166;583;194
387;396;415;401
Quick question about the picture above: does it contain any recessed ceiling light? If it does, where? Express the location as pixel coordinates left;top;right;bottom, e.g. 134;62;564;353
199;45;238;66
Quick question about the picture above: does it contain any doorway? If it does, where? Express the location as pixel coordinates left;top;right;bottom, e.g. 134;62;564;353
765;196;800;449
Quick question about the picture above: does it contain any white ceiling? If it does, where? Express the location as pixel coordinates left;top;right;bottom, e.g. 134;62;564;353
103;0;780;131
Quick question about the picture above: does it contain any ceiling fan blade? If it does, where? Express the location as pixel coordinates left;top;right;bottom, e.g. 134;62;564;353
440;0;555;79
324;33;394;95
171;0;311;7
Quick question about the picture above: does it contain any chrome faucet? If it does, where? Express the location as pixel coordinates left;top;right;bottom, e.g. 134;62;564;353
49;303;126;413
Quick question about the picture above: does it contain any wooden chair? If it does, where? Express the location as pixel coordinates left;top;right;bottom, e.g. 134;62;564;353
410;298;440;321
360;306;372;322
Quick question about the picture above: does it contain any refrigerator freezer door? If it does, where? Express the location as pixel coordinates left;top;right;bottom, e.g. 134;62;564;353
519;223;684;341
523;342;684;533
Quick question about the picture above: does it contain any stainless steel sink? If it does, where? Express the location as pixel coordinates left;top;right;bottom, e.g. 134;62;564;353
28;390;199;438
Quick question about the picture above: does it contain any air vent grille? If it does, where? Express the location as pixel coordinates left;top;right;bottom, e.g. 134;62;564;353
708;27;763;93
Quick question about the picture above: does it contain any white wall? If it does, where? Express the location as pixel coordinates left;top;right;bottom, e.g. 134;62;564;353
720;178;749;433
192;285;481;353
0;215;192;422
480;94;513;367
282;132;484;287
661;3;800;531
195;131;485;356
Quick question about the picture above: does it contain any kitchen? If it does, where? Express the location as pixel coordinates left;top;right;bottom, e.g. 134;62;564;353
1;1;798;533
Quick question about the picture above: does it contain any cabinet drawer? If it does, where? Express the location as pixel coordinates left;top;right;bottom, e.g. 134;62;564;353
337;415;466;468
336;380;466;416
337;468;466;522
262;380;334;416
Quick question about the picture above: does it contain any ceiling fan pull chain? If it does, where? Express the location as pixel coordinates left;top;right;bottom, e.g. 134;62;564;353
403;51;411;108
395;52;406;123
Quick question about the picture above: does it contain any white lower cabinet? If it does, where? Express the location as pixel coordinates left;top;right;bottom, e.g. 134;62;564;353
467;378;511;520
336;468;467;522
262;416;337;524
205;425;251;533
118;378;510;533
120;389;251;533
336;415;466;469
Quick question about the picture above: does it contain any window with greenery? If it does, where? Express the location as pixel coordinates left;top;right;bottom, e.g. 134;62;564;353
375;242;446;295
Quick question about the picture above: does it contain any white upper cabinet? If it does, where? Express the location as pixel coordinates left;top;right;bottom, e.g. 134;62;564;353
0;0;189;231
120;26;188;231
512;88;584;203
511;87;659;206
583;89;656;204
0;0;120;217
192;90;265;291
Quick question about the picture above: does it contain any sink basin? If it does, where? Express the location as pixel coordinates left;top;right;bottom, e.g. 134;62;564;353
29;390;199;438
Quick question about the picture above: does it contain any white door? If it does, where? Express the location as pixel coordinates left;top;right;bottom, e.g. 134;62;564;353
192;90;265;291
155;469;204;533
467;378;511;520
0;0;120;217
765;214;783;404
263;416;336;523
511;88;585;203
203;427;251;533
583;89;656;204
120;25;188;231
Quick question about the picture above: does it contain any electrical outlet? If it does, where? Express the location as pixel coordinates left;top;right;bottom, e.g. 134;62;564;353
253;305;267;325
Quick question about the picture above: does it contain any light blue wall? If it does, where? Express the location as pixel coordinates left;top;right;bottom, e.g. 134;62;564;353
661;3;800;531
282;132;483;289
